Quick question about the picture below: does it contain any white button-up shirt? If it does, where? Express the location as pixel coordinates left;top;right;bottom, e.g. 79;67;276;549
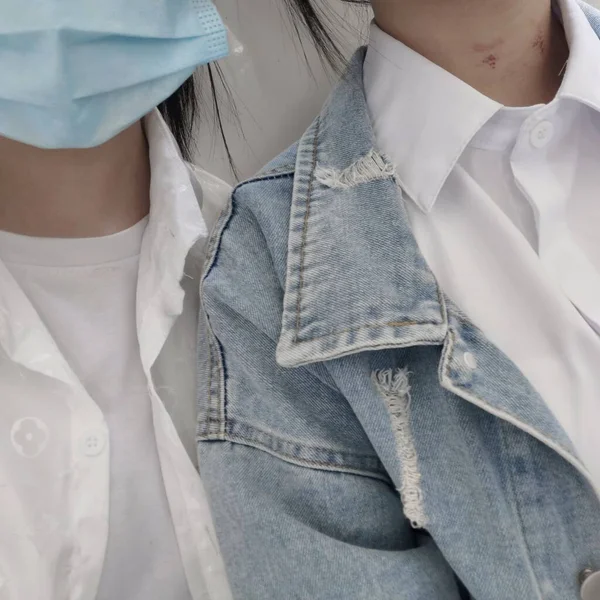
364;0;600;493
0;110;232;600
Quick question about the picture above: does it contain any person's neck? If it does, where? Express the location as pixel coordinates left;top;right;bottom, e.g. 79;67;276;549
0;121;151;238
371;0;569;106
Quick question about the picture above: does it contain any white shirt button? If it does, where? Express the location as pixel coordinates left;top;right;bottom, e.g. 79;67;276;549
530;120;554;148
463;352;478;370
79;429;107;457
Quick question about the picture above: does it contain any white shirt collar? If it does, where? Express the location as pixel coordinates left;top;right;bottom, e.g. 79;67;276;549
364;0;600;213
558;0;600;110
0;109;216;379
137;109;208;372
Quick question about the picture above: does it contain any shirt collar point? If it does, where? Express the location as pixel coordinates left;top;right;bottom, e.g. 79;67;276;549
402;183;439;214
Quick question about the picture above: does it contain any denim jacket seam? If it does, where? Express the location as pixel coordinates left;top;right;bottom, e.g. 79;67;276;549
198;418;391;482
294;116;321;343
497;420;545;599
234;170;295;194
200;318;227;438
436;279;448;324
293;320;441;343
440;326;584;477
260;166;296;176
202;190;235;285
200;193;237;438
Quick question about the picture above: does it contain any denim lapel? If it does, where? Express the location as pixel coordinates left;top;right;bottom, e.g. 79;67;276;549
275;49;594;492
579;0;600;32
276;49;448;369
439;301;594;494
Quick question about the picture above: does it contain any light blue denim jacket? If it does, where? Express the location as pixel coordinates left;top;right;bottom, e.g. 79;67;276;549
197;5;600;598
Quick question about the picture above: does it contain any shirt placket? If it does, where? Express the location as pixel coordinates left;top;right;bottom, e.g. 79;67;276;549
510;107;600;334
0;261;109;600
138;290;231;600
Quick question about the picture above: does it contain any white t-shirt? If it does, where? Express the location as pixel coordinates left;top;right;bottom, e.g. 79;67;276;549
0;217;192;600
364;0;600;492
0;110;232;600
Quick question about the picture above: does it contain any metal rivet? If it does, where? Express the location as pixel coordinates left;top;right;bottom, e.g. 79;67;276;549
580;569;600;600
580;568;594;586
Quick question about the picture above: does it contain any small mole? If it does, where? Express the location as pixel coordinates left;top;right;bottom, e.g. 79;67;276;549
482;54;498;69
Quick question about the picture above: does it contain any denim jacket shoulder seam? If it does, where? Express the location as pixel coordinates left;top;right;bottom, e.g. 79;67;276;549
259;166;296;176
234;169;296;194
199;187;237;439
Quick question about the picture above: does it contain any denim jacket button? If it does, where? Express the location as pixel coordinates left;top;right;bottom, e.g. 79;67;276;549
580;568;600;600
462;352;477;370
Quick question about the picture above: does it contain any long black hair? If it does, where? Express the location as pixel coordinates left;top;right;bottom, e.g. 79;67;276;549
161;0;363;164
158;76;198;162
158;63;233;165
283;0;368;71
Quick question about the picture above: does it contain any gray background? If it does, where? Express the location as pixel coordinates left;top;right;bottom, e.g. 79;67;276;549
198;0;600;182
196;0;369;182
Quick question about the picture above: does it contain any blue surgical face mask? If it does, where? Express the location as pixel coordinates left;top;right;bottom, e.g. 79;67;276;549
0;0;229;148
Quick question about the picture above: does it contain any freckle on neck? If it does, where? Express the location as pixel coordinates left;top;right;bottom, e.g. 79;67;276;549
482;54;498;69
532;30;545;54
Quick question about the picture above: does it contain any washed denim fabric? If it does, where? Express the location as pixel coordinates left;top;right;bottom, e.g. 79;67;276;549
197;4;600;598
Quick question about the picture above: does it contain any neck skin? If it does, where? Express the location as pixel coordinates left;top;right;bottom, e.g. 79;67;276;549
371;0;569;106
0;121;150;238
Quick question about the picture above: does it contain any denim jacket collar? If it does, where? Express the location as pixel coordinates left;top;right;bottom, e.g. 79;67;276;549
274;47;595;492
277;48;448;370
